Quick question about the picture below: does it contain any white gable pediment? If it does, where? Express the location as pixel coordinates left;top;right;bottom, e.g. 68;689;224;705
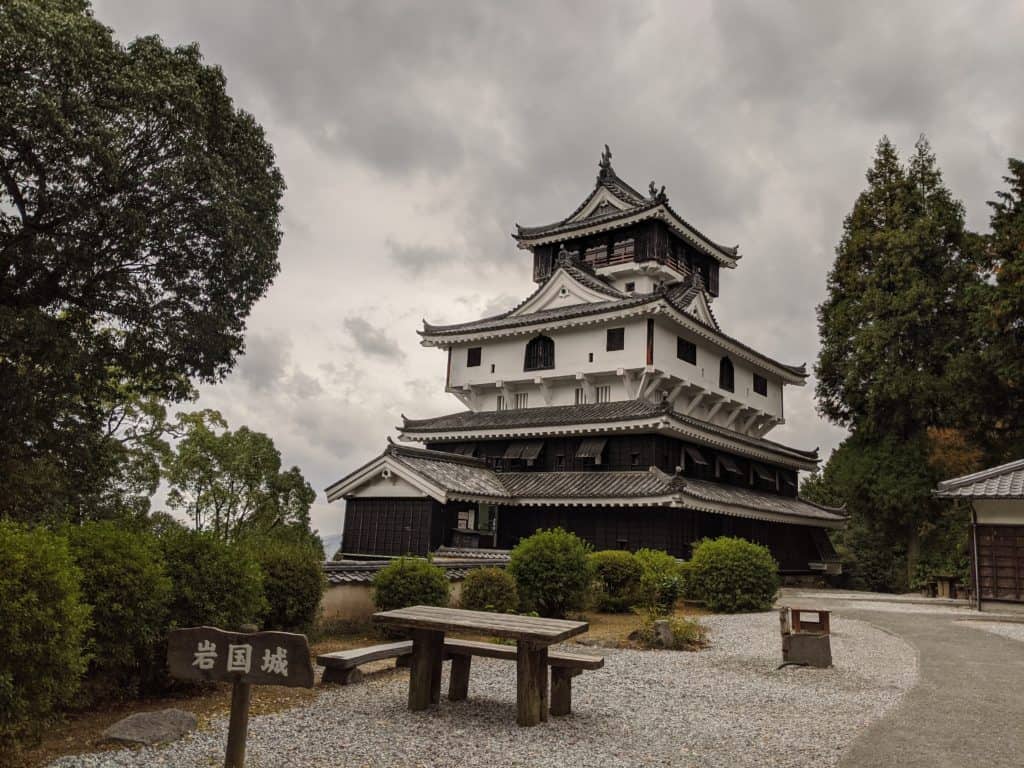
326;455;445;502
511;269;618;316
568;186;635;223
686;291;719;329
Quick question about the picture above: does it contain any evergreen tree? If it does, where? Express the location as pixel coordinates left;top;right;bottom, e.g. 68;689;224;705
813;137;980;585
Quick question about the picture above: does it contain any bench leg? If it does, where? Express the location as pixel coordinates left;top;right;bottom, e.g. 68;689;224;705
550;668;572;716
322;666;363;685
449;655;471;701
409;629;444;711
516;641;548;727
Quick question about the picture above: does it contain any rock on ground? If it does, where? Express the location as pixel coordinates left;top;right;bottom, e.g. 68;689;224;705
100;709;198;746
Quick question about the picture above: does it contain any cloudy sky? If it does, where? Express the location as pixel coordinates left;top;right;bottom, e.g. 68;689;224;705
94;0;1024;538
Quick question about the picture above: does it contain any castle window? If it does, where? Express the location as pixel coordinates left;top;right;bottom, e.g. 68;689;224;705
753;373;768;396
496;395;506;411
467;347;482;367
606;328;625;351
624;281;635;293
677;337;697;364
514;392;529;409
595;385;611;403
719;357;735;392
524;335;555;371
575;387;588;405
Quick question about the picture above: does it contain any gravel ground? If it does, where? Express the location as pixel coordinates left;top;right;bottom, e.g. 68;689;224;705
50;614;917;768
959;620;1024;643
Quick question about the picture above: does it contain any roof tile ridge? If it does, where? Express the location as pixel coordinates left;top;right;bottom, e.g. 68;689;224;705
386;437;490;468
937;457;1024;489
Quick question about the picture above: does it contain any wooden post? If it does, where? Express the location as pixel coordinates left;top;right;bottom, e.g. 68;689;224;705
449;655;471;701
409;629;443;711
550;668;572;716
516;641;546;727
225;681;251;768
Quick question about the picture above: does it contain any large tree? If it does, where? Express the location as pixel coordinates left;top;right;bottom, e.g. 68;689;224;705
0;0;284;520
163;411;319;549
813;137;980;585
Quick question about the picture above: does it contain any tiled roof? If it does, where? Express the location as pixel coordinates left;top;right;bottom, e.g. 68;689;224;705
501;468;687;499
935;459;1024;499
679;479;846;523
399;402;819;463
434;547;511;562
387;443;508;498
322;560;500;585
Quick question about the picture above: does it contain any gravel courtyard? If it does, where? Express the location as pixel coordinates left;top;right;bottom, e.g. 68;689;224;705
51;613;916;768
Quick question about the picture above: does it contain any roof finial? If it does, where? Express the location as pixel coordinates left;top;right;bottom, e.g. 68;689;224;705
597;144;613;180
648;180;667;202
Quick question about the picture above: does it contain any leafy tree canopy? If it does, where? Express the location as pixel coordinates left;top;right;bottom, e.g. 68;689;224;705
163;411;319;549
0;0;284;521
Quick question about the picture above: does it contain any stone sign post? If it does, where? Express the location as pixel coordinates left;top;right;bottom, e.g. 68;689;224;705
168;626;314;767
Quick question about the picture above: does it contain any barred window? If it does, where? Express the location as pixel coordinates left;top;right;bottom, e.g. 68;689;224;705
524;335;555;371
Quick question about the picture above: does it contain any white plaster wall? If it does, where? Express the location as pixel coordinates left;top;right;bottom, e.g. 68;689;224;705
651;319;784;419
448;317;649;390
349;474;429;498
974;500;1024;525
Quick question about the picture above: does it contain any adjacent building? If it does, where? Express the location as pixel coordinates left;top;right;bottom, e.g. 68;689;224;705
327;147;844;573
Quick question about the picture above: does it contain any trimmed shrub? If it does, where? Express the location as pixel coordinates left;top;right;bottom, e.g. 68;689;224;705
589;550;642;612
631;613;707;651
255;541;326;633
160;528;266;630
634;548;685;615
508;528;592;618
688;537;780;613
460;567;518;613
373;557;449;612
0;522;89;752
67;522;172;704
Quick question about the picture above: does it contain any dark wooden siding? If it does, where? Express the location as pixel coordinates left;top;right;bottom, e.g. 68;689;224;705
496;504;828;572
975;525;1024;602
343;498;445;557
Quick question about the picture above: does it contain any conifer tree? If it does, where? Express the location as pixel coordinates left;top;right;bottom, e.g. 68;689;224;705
813;137;979;586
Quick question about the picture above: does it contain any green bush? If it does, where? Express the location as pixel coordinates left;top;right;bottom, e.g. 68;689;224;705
688;537;780;613
634;548;685;615
0;522;90;753
373;557;450;612
255;541;326;633
67;522;172;704
508;528;592;618
460;567;518;613
160;528;266;630
589;550;642;612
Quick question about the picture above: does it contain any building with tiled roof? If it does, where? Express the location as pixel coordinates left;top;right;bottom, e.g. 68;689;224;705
327;148;844;573
935;458;1024;608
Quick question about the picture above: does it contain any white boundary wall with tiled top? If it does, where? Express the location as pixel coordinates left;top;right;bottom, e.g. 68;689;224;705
321;580;465;624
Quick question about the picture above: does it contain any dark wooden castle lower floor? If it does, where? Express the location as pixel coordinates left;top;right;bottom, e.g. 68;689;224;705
342;497;837;573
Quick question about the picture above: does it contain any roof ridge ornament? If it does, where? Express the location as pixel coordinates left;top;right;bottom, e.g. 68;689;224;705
648;180;667;203
597;144;614;181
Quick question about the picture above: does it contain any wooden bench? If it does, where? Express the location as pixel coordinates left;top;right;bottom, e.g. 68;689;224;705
317;641;413;684
442;638;603;716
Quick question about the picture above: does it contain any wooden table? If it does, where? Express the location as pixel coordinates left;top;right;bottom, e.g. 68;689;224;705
373;605;588;726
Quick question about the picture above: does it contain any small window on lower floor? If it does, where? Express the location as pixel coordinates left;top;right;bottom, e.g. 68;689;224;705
595;385;611;403
467;347;482;367
555;454;565;469
677;337;697;364
575;387;588;405
496;395;506;411
753;373;768;396
624;281;635;292
606;327;624;351
630;452;640;467
514;392;528;409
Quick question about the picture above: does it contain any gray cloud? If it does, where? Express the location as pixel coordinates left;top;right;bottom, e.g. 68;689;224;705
93;0;1024;535
342;317;406;361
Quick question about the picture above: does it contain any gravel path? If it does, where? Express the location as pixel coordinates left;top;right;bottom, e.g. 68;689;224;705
51;614;916;768
959;620;1024;643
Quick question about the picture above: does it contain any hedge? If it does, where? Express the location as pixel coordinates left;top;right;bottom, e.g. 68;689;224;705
508;528;592;618
0;522;89;752
634;548;685;615
687;536;780;612
255;540;326;633
460;567;518;613
373;557;449;612
67;522;172;703
589;550;642;612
